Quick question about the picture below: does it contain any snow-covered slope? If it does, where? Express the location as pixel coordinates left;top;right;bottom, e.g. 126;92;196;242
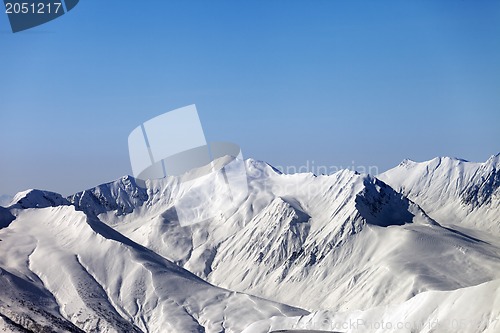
378;154;500;235
80;158;500;312
69;175;148;216
2;155;499;332
0;205;306;332
9;189;70;209
243;278;500;333
0;189;67;228
0;264;85;333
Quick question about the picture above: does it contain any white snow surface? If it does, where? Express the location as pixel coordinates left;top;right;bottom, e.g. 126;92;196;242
9;189;70;209
89;159;500;313
0;205;305;332
378;154;500;235
242;279;500;333
1;155;499;332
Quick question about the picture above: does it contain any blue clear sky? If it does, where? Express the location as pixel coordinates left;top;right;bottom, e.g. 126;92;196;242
1;0;499;196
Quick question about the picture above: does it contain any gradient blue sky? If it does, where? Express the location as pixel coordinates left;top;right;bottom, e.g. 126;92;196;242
1;0;499;196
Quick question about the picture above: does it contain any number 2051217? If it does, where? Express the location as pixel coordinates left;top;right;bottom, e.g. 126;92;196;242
5;2;62;14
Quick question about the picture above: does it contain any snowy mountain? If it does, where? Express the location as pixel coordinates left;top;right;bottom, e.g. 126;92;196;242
9;189;70;209
243;279;500;333
378;154;500;235
68;158;500;312
0;204;305;332
69;175;148;217
1;155;499;332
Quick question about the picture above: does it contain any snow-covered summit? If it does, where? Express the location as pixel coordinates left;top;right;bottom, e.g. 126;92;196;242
68;175;148;216
378;154;500;234
1;155;499;331
82;158;495;313
9;189;70;209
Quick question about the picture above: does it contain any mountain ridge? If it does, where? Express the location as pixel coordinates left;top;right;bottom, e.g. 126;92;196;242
2;154;499;332
379;153;500;235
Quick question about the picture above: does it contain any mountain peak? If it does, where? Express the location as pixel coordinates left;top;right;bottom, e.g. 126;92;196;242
486;153;500;167
397;156;470;168
10;189;69;209
245;158;283;176
69;176;148;217
398;158;417;168
379;154;500;234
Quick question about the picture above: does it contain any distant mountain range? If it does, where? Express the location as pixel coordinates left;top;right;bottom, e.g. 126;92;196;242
1;154;499;332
